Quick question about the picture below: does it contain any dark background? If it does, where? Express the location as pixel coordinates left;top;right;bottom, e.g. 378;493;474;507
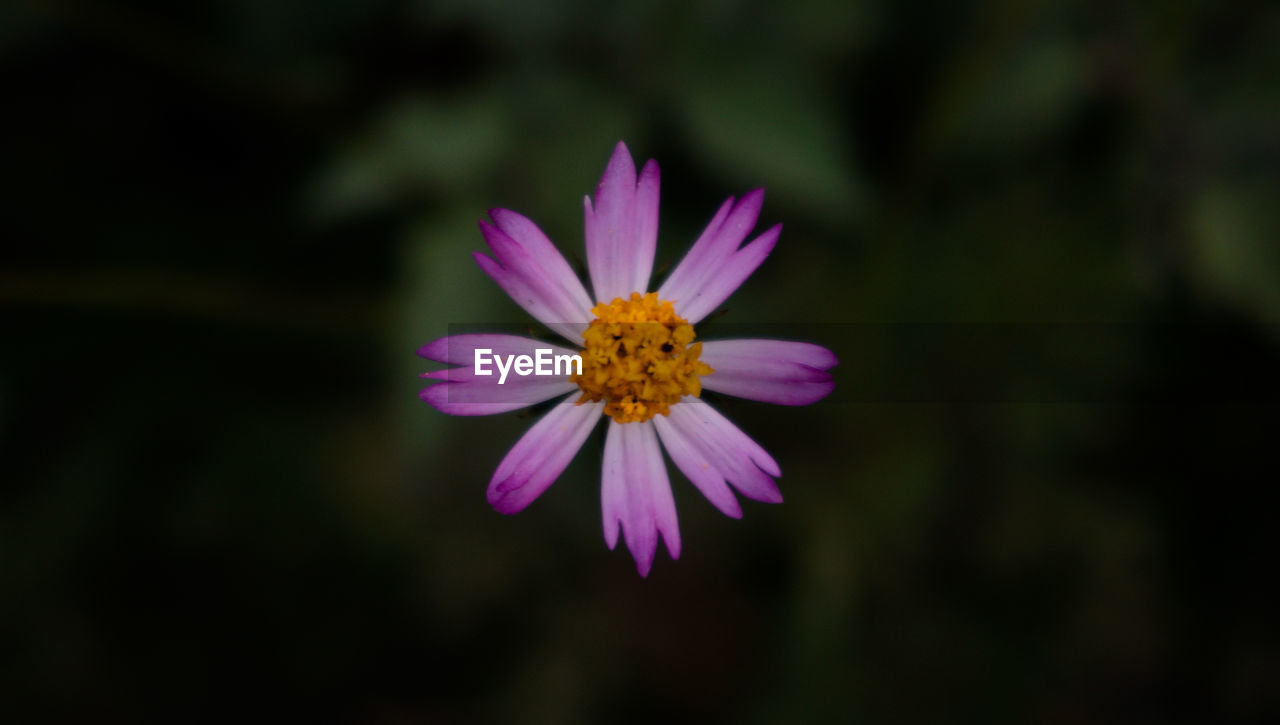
3;0;1279;721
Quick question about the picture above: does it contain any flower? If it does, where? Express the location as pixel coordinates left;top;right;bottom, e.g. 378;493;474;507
418;141;836;576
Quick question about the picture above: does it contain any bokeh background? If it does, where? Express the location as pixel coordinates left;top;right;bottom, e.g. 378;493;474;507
4;0;1279;721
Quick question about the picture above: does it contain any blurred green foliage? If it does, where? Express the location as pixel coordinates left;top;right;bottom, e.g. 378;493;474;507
3;0;1279;722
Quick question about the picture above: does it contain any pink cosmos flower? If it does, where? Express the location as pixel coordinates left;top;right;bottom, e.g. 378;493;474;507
419;142;836;576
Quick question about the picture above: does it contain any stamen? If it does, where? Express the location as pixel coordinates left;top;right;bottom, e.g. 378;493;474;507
572;292;714;423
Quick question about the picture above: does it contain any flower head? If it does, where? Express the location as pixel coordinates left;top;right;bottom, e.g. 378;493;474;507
573;292;712;423
419;142;836;576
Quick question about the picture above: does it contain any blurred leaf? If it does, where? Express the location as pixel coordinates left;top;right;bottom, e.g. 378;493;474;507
308;91;507;221
946;36;1082;154
498;68;639;217
675;59;865;222
1190;182;1280;320
759;0;879;58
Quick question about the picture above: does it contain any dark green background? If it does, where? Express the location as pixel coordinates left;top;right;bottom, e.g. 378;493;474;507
3;0;1278;721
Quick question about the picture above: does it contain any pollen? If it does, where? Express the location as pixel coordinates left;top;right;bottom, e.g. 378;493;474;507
572;292;714;424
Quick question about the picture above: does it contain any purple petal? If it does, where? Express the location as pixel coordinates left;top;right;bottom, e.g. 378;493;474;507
654;196;734;304
679;399;781;476
476;221;591;343
487;394;604;513
700;339;837;406
601;424;624;551
630;159;660;295
601;420;681;577
419;371;575;416
676;223;781;323
666;400;782;503
418;334;580;415
652;415;743;519
473;252;587;344
658;190;766;316
489;208;595;315
584;141;659;303
700;339;838;369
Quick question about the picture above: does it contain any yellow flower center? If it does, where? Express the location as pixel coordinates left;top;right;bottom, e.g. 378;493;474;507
572;292;714;423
